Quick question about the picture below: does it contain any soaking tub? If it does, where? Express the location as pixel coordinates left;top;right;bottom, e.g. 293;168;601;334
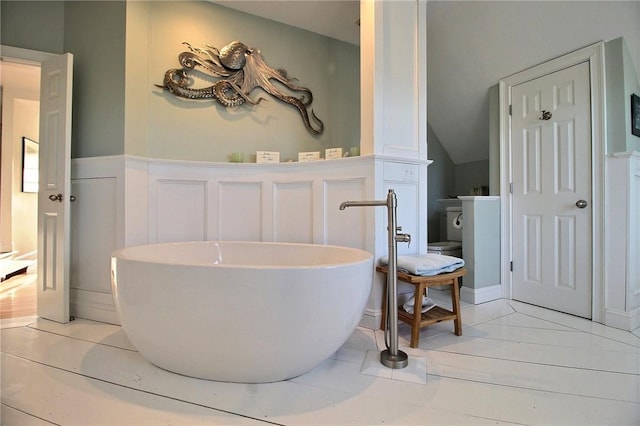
111;241;373;383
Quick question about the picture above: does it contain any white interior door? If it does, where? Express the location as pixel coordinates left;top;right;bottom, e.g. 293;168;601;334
510;61;592;318
37;53;73;323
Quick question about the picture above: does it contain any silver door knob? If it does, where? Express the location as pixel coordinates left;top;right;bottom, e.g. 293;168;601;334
575;199;588;209
540;110;552;120
48;193;63;202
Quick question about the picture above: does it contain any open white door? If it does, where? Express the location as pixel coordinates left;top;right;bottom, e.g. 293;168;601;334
37;53;73;323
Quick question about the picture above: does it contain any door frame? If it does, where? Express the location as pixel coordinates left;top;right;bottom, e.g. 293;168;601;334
1;45;67;319
499;42;606;323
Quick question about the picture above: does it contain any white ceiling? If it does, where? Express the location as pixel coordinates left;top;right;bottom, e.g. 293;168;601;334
217;1;640;165
0;60;40;94
213;1;360;45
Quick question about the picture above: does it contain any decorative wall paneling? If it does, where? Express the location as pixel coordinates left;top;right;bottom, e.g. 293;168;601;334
70;155;430;328
146;158;375;246
604;152;640;331
70;156;125;324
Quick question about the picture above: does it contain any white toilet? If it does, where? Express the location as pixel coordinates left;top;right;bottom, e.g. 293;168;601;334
428;206;463;258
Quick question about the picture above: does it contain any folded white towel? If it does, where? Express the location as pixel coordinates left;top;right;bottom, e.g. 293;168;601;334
380;254;464;276
403;295;436;314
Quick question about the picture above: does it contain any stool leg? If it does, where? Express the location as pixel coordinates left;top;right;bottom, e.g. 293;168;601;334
451;277;462;336
410;283;424;348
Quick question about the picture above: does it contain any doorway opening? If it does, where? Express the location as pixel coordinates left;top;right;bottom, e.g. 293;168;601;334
0;58;41;325
499;41;606;323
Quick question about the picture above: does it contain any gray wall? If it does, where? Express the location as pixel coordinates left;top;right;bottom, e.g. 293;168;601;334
135;1;359;162
427;123;455;242
1;0;127;158
1;1;65;54
427;1;640;165
1;1;360;161
488;84;500;195
428;124;491;243
484;37;640;198
65;1;126;158
606;37;640;154
454;160;489;197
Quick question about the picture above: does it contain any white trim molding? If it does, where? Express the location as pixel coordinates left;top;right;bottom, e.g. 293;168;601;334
460;285;502;305
499;42;606;325
604;151;640;331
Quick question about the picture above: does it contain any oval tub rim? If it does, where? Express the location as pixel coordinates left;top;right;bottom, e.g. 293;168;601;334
111;240;373;269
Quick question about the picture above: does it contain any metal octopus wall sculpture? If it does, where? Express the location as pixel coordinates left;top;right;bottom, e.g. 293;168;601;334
156;41;324;135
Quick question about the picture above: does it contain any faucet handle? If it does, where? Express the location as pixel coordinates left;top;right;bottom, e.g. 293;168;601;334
396;226;403;232
395;232;411;247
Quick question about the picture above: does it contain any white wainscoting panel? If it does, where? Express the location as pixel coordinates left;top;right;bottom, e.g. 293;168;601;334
273;181;313;243
68;155;430;329
217;181;263;241
324;178;367;249
70;156;126;324
605;152;640;331
629;153;640;313
154;179;208;243
70;177;117;294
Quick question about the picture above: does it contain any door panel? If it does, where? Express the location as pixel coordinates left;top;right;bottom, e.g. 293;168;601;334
37;53;73;323
511;61;592;318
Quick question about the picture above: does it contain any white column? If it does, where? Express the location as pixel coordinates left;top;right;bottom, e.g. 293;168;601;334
358;0;430;329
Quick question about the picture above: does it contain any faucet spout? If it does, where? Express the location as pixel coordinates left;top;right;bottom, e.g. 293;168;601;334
339;200;388;210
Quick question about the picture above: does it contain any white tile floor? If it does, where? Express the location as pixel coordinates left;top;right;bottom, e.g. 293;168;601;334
1;290;639;425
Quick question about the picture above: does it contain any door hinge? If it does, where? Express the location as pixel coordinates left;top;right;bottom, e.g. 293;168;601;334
510;261;513;272
509;105;512;115
510;182;513;194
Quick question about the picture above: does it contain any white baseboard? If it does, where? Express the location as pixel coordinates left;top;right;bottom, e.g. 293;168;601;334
460;284;502;304
15;250;37;261
359;307;382;330
604;307;640;332
70;288;120;325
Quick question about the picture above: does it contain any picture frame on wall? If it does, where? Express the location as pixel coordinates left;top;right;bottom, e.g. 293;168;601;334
22;137;39;193
632;93;640;137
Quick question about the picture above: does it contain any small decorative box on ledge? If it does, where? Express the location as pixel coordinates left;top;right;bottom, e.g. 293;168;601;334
376;266;466;348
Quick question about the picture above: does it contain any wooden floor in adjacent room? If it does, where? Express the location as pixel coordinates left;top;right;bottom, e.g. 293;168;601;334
0;269;36;319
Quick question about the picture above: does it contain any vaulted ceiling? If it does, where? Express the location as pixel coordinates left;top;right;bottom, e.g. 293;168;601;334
426;1;640;164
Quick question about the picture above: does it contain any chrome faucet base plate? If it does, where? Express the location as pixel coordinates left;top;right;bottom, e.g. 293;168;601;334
380;349;408;369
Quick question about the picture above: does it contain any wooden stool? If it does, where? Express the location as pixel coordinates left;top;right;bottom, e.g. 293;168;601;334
377;266;466;348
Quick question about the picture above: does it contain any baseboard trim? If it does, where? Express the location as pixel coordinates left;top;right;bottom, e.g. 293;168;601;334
460;284;502;304
70;288;120;325
359;307;382;330
604;307;640;331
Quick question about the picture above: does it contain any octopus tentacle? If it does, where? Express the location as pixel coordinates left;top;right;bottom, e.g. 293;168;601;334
157;70;266;108
275;69;313;106
213;81;265;107
271;92;324;136
179;51;229;77
213;81;244;107
158;69;216;99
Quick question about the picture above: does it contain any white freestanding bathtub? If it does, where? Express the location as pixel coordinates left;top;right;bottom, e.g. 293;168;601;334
111;241;373;383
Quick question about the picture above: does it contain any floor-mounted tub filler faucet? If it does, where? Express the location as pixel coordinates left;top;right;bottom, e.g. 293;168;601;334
340;189;411;369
